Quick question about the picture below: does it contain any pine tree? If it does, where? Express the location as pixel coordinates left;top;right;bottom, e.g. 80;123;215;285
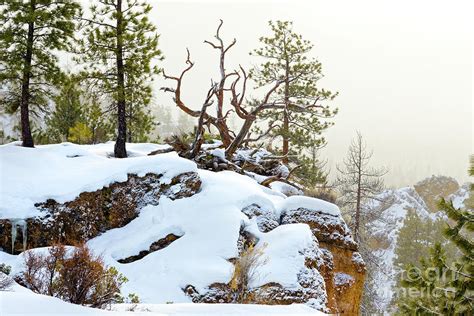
250;21;337;165
77;91;113;144
47;75;83;142
397;157;474;314
77;0;162;157
0;0;80;147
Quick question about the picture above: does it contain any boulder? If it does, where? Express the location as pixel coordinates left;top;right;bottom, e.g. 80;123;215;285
241;204;279;233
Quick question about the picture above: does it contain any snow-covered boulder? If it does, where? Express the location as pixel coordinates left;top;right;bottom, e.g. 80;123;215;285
280;197;366;314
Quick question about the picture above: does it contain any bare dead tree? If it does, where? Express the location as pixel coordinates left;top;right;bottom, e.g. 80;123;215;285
162;20;236;148
162;20;289;160
334;131;388;242
189;84;216;159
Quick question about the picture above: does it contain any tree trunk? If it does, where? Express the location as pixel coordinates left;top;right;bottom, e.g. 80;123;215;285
282;59;290;164
20;0;36;148
226;116;255;159
114;0;127;158
354;146;362;243
216;47;231;147
127;102;132;143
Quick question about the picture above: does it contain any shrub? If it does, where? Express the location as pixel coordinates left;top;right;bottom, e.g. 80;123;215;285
21;244;127;309
230;243;268;303
68;122;93;144
0;264;13;291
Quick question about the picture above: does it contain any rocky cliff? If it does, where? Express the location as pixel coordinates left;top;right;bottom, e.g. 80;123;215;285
0;142;365;314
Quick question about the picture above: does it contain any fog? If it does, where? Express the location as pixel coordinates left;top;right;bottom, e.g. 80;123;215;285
85;0;473;187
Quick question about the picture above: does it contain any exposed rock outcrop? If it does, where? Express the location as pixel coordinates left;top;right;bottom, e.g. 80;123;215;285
0;172;201;254
241;204;279;233
414;175;460;212
1;147;364;314
117;233;183;263
185;232;329;312
184;203;365;314
281;207;366;314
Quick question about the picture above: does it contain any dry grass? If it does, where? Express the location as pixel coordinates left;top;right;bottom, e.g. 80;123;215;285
230;243;268;303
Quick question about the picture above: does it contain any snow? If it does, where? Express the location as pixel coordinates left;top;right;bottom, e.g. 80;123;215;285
0;142;196;219
269;181;303;197
0;289;323;316
0;290;117;316
209;148;226;161
333;273;354;286
0;142;345;312
246;223;320;288
278;196;341;217
84;170;320;303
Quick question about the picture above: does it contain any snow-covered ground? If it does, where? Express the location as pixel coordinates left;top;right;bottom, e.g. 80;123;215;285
1;284;322;316
0;142;338;314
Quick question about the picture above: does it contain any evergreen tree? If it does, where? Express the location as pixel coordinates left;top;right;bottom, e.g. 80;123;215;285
250;21;337;165
0;0;80;147
77;0;162;157
75;91;113;144
154;104;174;139
397;158;474;314
47;75;83;142
394;211;457;271
296;140;328;188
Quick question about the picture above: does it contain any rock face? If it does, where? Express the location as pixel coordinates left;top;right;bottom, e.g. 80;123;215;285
241;204;279;233
281;207;366;315
414;175;459;212
117;233;183;264
0;172;201;254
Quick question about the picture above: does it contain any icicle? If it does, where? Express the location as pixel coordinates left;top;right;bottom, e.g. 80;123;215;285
21;220;27;252
11;219;17;254
10;219;27;254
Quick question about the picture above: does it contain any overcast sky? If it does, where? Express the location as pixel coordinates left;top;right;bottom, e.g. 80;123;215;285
145;0;472;187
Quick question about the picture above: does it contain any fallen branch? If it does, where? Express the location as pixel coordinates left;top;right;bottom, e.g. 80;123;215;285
259;176;303;191
148;147;174;156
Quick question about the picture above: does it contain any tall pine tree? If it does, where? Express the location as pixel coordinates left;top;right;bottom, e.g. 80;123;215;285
0;0;80;147
251;21;337;165
77;0;162;157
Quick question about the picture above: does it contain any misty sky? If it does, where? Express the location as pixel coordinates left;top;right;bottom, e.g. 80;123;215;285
140;0;472;187
69;0;474;187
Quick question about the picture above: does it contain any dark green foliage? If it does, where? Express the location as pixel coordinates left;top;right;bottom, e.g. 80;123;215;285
394;211;457;270
0;0;80;147
397;177;473;314
47;75;83;142
67;91;113;144
77;0;162;155
250;20;337;184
